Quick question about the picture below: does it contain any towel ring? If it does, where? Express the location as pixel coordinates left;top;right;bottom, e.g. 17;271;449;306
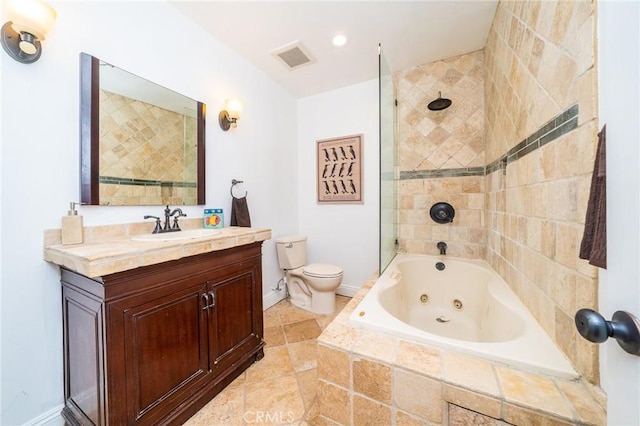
230;179;247;198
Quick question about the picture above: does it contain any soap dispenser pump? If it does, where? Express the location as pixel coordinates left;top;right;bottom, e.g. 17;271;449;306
62;202;83;245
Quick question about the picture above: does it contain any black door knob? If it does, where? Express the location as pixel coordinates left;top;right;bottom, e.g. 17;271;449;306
575;309;640;356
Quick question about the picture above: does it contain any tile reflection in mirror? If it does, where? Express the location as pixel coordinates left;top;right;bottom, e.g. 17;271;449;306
80;53;206;206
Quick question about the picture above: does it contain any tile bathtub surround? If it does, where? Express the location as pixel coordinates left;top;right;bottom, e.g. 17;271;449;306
484;0;599;383
183;296;351;426
394;50;486;261
393;0;598;386
396;104;578;263
316;281;607;426
485;104;579;174
398;175;485;259
395;50;485;172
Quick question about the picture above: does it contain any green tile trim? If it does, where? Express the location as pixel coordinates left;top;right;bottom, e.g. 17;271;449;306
400;167;485;180
99;176;197;188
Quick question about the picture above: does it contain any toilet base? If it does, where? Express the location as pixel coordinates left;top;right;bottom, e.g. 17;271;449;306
286;279;336;315
289;292;336;315
310;290;336;315
286;277;312;311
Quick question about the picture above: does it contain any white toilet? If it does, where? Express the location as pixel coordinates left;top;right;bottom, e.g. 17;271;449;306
276;235;343;314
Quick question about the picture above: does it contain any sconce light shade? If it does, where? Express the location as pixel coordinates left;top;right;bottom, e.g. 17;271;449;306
1;0;57;64
219;99;243;131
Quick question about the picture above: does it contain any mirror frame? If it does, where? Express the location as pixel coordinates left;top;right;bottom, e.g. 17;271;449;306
79;53;206;205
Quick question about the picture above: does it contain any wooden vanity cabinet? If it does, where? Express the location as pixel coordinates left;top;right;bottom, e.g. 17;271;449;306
60;242;265;425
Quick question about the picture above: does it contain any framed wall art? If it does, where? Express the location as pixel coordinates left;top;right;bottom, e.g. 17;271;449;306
316;134;363;203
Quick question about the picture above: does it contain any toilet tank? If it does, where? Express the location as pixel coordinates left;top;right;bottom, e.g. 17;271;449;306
276;235;307;270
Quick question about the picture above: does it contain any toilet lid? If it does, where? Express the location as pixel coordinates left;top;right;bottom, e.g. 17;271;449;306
303;263;343;278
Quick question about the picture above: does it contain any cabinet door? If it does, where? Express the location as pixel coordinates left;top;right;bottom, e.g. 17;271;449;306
61;285;106;425
122;282;209;424
208;259;263;375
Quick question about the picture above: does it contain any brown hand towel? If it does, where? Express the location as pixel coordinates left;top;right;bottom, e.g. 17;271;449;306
231;196;252;227
579;125;606;268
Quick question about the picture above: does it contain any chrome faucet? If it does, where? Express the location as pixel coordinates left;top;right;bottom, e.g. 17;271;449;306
437;241;447;255
144;205;187;234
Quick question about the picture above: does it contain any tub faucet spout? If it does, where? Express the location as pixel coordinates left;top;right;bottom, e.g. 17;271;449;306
437;241;447;255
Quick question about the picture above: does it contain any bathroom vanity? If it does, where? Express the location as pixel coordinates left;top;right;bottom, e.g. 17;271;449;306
44;224;271;425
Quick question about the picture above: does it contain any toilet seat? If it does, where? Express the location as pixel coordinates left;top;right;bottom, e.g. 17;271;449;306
303;263;343;278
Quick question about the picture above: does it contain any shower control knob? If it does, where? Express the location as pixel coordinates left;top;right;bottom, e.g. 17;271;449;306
575;309;640;356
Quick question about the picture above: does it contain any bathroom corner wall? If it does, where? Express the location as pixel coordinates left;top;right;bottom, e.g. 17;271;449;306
484;0;599;383
396;51;486;258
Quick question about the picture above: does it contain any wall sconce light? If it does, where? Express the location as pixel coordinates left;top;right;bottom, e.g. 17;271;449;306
219;99;242;131
1;0;57;64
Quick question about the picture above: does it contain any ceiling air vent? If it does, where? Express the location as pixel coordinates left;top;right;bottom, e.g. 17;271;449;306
271;41;315;70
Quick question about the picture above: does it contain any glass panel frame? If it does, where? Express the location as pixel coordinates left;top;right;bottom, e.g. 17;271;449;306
379;45;398;273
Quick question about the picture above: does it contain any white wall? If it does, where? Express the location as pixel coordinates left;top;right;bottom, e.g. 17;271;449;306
297;79;380;294
0;12;4;418
597;1;640;424
0;2;298;424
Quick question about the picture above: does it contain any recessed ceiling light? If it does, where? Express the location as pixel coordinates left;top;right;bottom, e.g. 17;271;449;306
332;34;347;47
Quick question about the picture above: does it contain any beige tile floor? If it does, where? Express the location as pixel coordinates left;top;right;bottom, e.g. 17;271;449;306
184;295;351;426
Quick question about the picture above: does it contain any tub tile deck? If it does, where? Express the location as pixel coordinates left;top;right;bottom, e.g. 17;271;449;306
442;352;500;397
396;340;442;379
351;329;398;363
316;275;607;426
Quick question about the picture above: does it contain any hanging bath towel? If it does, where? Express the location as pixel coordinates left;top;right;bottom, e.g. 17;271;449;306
231;196;252;227
579;125;606;268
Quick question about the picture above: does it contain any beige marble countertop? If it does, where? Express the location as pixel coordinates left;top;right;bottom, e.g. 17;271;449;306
44;219;271;278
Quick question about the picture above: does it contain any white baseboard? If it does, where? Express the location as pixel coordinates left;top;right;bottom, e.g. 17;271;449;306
263;288;287;310
24;404;64;426
336;284;361;298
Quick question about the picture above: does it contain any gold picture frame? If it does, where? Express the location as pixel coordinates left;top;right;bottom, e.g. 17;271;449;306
316;134;363;203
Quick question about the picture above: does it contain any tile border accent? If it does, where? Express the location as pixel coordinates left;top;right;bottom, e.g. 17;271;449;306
400;167;485;180
99;175;197;188
400;104;579;180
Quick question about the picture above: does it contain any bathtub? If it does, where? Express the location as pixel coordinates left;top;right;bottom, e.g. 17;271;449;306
349;254;579;379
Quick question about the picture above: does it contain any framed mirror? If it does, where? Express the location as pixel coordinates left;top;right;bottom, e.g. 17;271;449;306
80;53;206;206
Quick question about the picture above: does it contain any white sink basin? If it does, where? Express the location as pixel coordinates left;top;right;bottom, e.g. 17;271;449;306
131;228;222;242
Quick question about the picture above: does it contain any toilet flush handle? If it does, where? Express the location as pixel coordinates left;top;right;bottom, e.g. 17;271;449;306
285;243;293;248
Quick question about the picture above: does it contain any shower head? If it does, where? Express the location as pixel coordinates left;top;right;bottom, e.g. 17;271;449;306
427;91;452;111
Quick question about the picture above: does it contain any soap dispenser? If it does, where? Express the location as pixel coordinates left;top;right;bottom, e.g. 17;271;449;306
62;202;83;245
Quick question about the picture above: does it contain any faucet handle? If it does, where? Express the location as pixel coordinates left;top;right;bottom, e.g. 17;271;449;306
172;217;181;230
144;215;162;234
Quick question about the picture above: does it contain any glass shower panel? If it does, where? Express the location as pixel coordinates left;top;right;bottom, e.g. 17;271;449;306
379;45;397;273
